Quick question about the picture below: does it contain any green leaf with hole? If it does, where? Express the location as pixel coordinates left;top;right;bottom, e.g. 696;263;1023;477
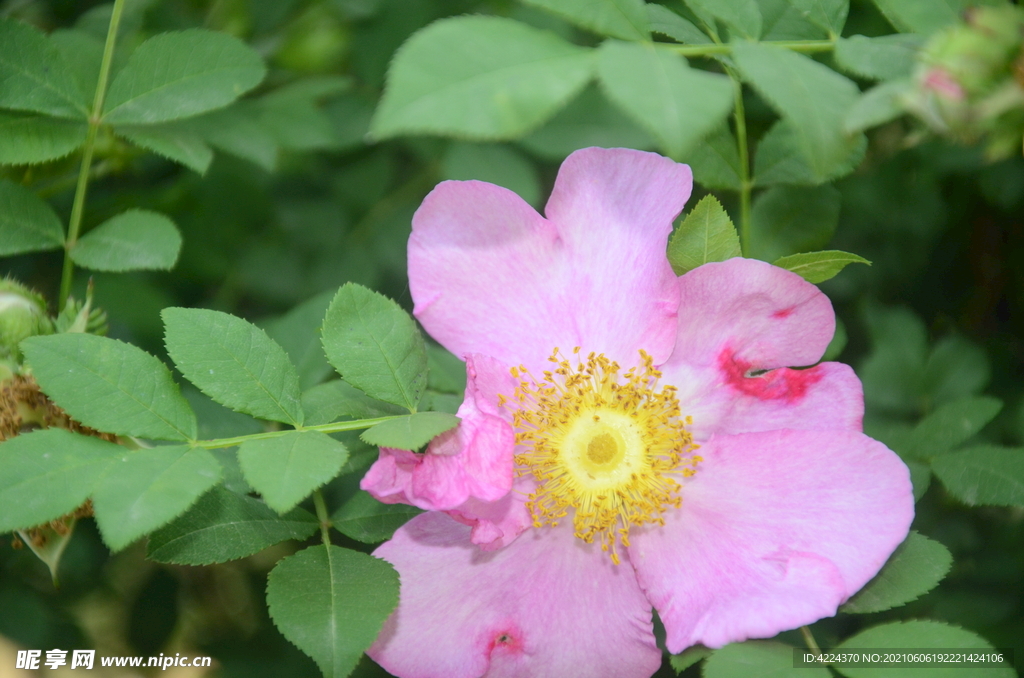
749;185;841;263
238;431;348;513
667;195;741;276
371;16;594;140
330;491;423;544
102;28;266;125
773;250;870;284
0;429;121;532
841;531;953;613
92;445;221;551
117;124;213;174
0;19;88;119
835;34;922;81
733;42;860;181
360;412;460;451
932;445;1024;507
0;179;65;256
705;641;829;678
163;307;304;426
70;209;182;272
146;486;318;565
597;41;733;159
902;396;1002;460
21;333;197;441
521;0;649;40
835;620;1015;678
0;112;87;165
321;283;428;412
267;544;399;678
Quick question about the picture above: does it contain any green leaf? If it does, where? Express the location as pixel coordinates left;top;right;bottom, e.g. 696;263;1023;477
684;0;762;38
835;35;922;82
0;112;87;165
520;0;650;40
518;85;654;161
835;620;1015;678
684;123;742;190
841;531;953;614
267;545;399;678
859;305;928;415
733;42;860;181
146;486;318;565
667;195;741;275
102;28;266;125
871;0;965;35
844;79;910;133
749;185;841;262
762;0;830;41
705;641;830;678
48;28;104;99
932;445;1024;507
0;429;120;533
0;19;88;119
182;104;278;171
264;290;336;391
442;142;541;208
772;250;870;284
785;0;848;36
330;490;423;543
0;179;65;256
301;380;406;427
754;120;866;186
238;431;348;513
21;333;197;441
70;209;182;272
360;412;460;451
117;125;214;174
426;344;466;395
321;283;428;412
903;396;1002;460
669;645;711;673
91;445;221;552
163;307;304;426
371;16;594;140
647;5;711;44
922;336;991;406
597;41;733;159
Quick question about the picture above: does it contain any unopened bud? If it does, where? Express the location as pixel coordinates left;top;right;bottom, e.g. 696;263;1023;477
0;279;53;361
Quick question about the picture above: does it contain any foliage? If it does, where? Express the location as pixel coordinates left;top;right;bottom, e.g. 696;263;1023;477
1;0;1022;677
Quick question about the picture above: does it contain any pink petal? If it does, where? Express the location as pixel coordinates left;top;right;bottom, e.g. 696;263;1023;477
628;429;913;652
447;477;535;551
667;360;864;441
370;513;662;678
668;258;836;372
409;147;690;370
361;355;517;511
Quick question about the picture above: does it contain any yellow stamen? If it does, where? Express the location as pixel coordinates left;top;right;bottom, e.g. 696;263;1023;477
506;348;701;564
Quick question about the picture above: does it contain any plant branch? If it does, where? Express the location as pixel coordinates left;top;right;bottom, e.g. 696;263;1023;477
59;0;125;307
313;489;332;546
669;39;835;58
193;415;405;450
726;67;752;256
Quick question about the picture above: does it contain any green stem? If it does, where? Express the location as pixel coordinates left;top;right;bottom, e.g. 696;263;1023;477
313;489;332;546
58;0;126;307
669;39;835;58
193;415;404;450
727;69;752;256
801;626;823;655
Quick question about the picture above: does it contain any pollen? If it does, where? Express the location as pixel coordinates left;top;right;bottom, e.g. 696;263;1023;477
507;348;701;564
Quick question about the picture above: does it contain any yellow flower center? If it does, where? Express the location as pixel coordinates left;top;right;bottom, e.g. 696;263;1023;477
501;348;701;564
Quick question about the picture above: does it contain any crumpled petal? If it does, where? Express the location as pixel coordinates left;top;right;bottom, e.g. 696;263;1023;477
409;147;690;370
628;429;913;652
361;355;516;510
447;477;535;551
667;258;836;372
370;512;662;678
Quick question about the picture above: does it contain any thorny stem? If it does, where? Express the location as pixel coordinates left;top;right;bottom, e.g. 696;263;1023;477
192;415;404;450
313;489;332;546
59;0;126;307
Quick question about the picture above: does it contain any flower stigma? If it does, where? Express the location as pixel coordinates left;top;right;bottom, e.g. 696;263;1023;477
502;348;702;565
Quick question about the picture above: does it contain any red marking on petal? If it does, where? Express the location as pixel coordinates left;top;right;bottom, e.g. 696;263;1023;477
487;625;524;657
772;306;795;319
719;349;824;402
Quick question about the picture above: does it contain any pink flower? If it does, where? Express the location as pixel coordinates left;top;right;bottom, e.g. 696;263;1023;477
361;148;914;678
